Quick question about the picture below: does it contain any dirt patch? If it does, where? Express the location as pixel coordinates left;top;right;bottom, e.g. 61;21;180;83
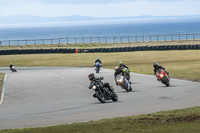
164;115;200;123
139;115;200;124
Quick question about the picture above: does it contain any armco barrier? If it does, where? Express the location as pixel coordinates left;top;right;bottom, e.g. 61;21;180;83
0;44;199;55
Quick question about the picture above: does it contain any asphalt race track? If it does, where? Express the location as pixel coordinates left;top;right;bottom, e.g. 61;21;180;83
0;67;200;130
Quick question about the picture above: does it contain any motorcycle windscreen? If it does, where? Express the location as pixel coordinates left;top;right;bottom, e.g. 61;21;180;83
157;69;163;74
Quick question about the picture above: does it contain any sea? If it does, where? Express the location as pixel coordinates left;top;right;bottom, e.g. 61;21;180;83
0;18;200;43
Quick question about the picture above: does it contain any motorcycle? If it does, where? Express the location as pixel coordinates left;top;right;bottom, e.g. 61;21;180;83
91;77;118;103
11;66;17;73
94;62;101;73
156;69;170;86
116;74;132;92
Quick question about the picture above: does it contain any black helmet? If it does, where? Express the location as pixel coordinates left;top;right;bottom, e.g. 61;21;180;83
88;73;95;81
153;62;158;67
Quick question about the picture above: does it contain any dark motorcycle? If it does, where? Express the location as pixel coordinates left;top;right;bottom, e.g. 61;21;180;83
10;66;17;73
116;74;132;92
91;77;118;103
94;62;101;73
156;69;170;86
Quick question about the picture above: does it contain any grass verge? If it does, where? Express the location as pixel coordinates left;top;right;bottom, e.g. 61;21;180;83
0;50;199;81
0;73;5;101
1;106;200;133
0;40;200;50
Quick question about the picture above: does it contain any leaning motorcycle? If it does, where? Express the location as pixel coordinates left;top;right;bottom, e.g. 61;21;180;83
156;69;170;86
91;77;118;103
116;74;132;92
11;66;17;73
94;62;101;73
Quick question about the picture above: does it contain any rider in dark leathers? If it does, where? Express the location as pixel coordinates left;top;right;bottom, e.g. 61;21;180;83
9;63;14;69
94;57;102;67
114;61;130;85
88;73;112;97
118;61;129;70
153;62;169;78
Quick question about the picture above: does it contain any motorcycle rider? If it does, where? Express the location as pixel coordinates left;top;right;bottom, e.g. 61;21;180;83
88;73;112;97
114;62;131;85
114;66;123;85
117;61;130;80
119;61;129;70
153;62;169;79
9;63;14;70
94;57;102;67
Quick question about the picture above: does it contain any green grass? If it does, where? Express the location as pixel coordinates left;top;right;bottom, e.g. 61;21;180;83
0;50;199;81
1;106;200;133
0;40;200;50
0;73;5;102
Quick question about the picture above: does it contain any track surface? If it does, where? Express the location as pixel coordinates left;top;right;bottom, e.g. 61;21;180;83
0;67;200;130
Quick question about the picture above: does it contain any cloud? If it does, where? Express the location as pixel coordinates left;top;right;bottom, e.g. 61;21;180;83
0;0;200;18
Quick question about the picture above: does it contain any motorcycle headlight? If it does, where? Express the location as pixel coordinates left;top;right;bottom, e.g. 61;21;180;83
118;78;123;83
92;85;97;90
160;74;164;78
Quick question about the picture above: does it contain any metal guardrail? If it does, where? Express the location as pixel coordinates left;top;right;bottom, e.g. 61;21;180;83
0;33;200;46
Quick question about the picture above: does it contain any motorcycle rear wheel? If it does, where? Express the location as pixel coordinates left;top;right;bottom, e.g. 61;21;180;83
111;92;118;102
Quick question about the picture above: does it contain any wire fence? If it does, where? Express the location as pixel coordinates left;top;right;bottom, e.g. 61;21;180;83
0;33;200;46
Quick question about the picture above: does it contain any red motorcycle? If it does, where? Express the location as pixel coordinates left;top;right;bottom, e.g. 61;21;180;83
156;69;170;87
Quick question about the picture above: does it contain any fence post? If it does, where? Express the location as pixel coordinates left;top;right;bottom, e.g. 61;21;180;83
90;37;91;44
34;40;36;45
172;34;173;41
59;38;60;45
105;37;107;44
120;37;122;43
26;40;28;45
135;36;137;42
157;35;159;42
150;35;152;42
98;37;100;44
164;35;166;41
9;41;10;46
75;37;77;44
142;36;144;42
82;37;84;44
43;39;44;45
128;36;130;43
186;34;188;41
193;34;195;41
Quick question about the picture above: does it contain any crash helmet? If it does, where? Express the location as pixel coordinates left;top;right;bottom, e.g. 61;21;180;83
88;73;95;81
97;57;100;60
153;62;158;68
115;66;120;72
119;61;123;66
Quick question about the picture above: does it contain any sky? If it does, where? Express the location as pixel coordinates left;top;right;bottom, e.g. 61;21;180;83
0;0;200;18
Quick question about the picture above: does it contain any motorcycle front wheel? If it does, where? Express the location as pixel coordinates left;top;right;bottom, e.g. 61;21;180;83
96;92;106;103
161;77;170;87
96;67;99;73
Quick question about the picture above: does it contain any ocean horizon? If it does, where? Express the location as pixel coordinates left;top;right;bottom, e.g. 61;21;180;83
0;18;200;43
